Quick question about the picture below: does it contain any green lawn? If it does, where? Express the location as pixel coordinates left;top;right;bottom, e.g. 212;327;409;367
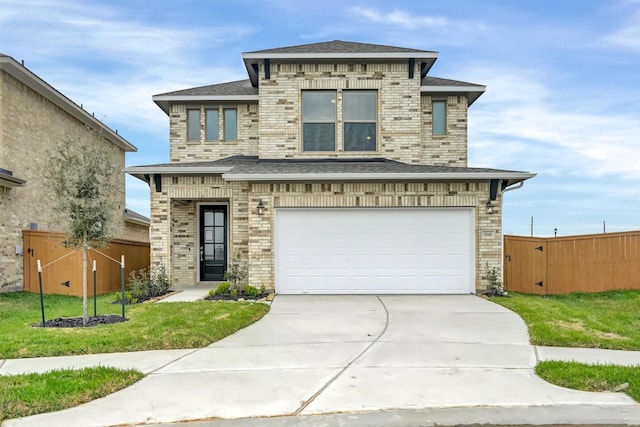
0;367;144;421
537;361;640;402
491;290;640;350
491;290;640;402
0;292;270;358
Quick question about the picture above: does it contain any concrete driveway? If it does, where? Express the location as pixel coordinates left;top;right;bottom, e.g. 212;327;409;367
7;295;634;426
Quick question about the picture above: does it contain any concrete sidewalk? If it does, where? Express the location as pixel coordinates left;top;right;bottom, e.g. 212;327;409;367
3;344;639;377
2;295;640;427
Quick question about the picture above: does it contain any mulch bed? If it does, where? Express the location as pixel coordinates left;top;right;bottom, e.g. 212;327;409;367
33;315;127;328
205;291;270;301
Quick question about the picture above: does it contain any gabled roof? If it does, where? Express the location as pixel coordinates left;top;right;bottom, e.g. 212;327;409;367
421;76;486;106
242;40;438;86
127;156;535;188
153;80;258;114
0;54;136;152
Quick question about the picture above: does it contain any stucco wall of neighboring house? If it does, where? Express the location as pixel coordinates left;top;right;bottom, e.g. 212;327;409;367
0;69;131;288
169;104;259;163
149;177;502;290
421;95;468;167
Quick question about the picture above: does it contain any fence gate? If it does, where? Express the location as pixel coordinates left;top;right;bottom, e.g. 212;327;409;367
504;236;547;295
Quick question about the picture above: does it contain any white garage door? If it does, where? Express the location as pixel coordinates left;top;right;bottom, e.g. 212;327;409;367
275;208;475;294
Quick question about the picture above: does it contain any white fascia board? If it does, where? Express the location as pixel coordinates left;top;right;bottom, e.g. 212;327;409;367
223;172;536;181
0;174;26;187
125;166;233;174
242;52;439;60
0;56;136;153
152;95;259;102
421;85;486;93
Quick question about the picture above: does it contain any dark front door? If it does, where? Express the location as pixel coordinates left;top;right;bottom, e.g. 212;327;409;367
200;205;227;281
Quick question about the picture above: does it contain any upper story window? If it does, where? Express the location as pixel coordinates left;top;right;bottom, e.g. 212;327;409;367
223;109;237;141
187;109;200;141
432;100;446;135
343;90;377;151
205;109;219;141
302;91;336;151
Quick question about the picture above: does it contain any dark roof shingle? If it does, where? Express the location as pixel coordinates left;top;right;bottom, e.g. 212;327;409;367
244;40;436;55
155;80;257;97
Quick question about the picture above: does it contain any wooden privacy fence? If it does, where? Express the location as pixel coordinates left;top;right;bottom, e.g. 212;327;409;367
22;230;150;296
504;231;640;295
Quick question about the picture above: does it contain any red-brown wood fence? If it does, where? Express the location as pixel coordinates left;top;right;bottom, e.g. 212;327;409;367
22;230;150;296
504;231;640;295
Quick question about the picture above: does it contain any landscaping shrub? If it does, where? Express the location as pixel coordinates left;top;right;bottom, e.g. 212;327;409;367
123;265;171;303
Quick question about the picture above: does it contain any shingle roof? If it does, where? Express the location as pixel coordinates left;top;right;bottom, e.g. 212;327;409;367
244;40;436;55
421;76;483;87
155;80;257;97
127;156;534;184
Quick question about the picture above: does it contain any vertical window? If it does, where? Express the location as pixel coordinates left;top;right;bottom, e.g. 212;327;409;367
205;109;219;141
224;109;237;141
302;91;336;151
432;100;446;135
187;109;200;141
343;90;377;151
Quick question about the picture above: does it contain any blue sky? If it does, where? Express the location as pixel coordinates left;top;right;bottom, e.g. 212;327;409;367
1;0;638;237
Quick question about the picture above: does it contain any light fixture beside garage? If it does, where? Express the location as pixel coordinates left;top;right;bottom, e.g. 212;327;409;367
486;200;494;214
257;199;265;215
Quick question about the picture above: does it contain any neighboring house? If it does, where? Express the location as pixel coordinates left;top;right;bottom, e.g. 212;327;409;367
127;40;534;294
0;54;149;291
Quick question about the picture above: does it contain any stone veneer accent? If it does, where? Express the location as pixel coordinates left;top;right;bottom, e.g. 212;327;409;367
150;177;502;291
0;70;143;288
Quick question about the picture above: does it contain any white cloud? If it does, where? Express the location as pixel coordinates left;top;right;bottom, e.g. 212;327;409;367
349;7;488;36
467;66;640;181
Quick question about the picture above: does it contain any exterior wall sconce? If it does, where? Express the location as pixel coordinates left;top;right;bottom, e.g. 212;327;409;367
486;200;494;214
257;199;265;215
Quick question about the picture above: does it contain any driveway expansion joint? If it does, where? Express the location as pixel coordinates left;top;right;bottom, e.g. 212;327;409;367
149;348;201;375
291;295;391;416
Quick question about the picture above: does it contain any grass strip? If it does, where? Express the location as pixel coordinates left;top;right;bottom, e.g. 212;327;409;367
0;367;144;421
536;361;640;402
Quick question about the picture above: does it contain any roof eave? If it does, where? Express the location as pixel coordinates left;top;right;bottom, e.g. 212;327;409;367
153;94;259;115
0;173;26;187
243;53;438;87
421;85;487;105
222;172;536;182
0;56;136;152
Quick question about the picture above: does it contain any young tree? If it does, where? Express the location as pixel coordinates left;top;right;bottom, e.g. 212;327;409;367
48;132;120;325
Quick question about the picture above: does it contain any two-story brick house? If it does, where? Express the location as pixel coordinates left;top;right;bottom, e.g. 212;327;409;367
127;40;534;294
0;53;149;292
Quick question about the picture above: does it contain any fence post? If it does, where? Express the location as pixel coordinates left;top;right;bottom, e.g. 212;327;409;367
37;260;45;327
93;260;97;317
121;255;125;319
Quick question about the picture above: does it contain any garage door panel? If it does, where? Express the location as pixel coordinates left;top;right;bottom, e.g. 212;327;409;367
275;208;474;294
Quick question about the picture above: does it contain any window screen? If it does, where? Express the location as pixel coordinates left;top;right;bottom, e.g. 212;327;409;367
187;109;200;141
224;109;237;141
343;91;377;151
206;109;219;141
302;91;336;151
432;100;446;135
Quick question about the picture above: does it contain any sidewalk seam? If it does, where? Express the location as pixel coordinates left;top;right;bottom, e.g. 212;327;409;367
148;349;201;375
291;296;390;416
